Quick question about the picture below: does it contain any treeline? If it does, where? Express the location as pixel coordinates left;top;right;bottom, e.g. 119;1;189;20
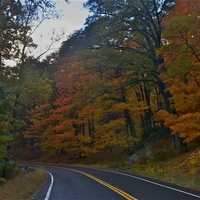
1;0;200;163
23;0;200;161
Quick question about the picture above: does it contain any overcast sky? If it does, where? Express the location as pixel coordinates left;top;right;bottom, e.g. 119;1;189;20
31;0;89;59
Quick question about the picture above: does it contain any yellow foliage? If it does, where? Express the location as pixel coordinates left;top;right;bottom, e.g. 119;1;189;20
158;1;200;143
157;84;200;142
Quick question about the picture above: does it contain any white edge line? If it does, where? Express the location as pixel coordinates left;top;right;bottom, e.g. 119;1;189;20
33;164;200;199
44;171;54;200
101;169;200;199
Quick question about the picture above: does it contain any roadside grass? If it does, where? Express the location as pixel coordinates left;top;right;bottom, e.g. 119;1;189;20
0;170;47;200
131;162;200;190
131;149;200;190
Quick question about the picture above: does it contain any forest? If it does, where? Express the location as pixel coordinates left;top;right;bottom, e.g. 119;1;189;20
1;0;200;190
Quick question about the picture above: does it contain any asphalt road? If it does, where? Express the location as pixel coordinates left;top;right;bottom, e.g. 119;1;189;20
34;165;200;200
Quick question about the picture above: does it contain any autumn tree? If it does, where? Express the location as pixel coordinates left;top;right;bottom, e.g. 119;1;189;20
85;0;176;110
158;0;200;145
0;0;66;163
0;0;56;67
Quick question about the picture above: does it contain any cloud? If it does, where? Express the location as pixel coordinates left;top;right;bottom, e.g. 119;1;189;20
31;0;89;59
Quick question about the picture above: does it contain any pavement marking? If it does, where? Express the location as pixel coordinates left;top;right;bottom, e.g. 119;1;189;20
29;163;200;199
67;168;138;200
101;169;200;199
44;171;54;200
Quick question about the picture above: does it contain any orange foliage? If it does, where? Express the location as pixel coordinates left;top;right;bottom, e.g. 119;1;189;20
175;0;200;15
158;0;200;143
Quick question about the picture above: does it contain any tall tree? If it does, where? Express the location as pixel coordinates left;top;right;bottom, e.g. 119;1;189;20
85;0;175;111
0;0;55;67
158;0;200;145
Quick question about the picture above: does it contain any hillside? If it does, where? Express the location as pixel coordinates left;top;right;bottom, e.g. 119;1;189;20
0;0;200;193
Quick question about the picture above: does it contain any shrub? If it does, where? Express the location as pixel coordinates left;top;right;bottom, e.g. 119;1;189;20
0;160;17;179
153;150;176;162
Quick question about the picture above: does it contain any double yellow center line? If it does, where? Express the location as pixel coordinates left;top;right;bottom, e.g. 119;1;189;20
68;168;138;200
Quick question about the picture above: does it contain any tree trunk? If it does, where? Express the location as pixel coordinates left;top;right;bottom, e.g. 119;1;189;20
120;87;136;136
81;122;85;136
123;109;135;136
172;135;187;153
157;78;172;112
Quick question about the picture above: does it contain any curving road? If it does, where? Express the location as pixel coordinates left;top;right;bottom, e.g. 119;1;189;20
33;165;200;200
